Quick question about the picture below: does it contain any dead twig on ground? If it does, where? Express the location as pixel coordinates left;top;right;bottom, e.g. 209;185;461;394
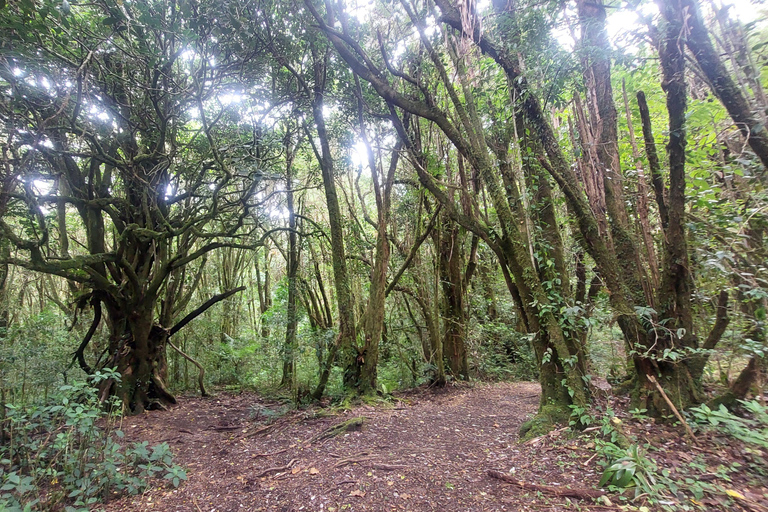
244;424;274;438
254;458;297;479
210;425;242;431
333;452;371;468
252;448;288;458
364;463;409;471
309;416;366;444
487;470;605;500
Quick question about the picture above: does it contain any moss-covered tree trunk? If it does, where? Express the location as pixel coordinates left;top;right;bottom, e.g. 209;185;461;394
281;127;301;389
308;39;357;399
439;219;469;380
356;136;401;394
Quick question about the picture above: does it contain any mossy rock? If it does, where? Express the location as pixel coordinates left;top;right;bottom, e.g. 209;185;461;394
519;404;571;440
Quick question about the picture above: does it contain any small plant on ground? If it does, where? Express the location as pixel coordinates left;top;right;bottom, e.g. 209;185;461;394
598;444;659;497
689;400;768;449
0;370;186;511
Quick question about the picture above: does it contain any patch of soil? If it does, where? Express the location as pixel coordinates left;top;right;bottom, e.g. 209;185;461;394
100;382;768;511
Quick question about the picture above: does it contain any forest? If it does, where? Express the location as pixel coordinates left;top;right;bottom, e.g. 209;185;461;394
1;0;768;509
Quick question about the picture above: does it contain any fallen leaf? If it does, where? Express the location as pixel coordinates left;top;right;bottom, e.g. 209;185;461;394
726;489;746;500
349;489;366;498
291;466;302;475
309;467;320;475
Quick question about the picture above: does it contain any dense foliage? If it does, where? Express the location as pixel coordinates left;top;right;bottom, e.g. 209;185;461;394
1;0;768;505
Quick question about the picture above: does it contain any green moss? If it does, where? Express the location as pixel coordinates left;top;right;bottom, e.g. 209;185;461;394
519;404;571;440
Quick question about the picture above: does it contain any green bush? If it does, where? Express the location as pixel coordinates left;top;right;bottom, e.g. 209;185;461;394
0;309;80;405
690;400;768;448
469;320;538;381
0;370;186;511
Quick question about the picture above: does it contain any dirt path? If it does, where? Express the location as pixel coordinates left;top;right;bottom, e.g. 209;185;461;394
103;382;606;511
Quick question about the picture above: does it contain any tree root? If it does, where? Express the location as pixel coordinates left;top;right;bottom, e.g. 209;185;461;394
487;470;605;500
310;416;365;444
254;459;297;479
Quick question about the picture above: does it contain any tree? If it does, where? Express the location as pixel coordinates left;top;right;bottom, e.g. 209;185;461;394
0;0;275;412
305;0;592;424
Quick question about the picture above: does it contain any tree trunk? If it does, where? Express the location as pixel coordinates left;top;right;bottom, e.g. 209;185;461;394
681;0;768;173
0;240;9;331
102;303;176;414
357;139;401;394
281;129;300;389
310;41;357;399
439;219;469;379
255;248;272;339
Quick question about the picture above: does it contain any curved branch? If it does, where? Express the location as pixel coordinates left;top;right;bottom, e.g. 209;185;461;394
167;339;208;397
70;298;102;375
169;286;246;337
385;205;441;297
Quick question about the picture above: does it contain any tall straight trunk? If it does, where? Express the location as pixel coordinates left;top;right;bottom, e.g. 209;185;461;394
439;218;469;379
0;241;8;331
310;44;357;398
357;135;402;393
255;247;272;339
636;91;670;229
281;130;300;389
622;78;660;294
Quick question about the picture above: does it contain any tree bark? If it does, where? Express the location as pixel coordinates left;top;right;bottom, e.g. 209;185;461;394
681;0;768;173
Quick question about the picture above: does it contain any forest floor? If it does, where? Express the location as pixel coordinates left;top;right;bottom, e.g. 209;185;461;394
102;381;768;512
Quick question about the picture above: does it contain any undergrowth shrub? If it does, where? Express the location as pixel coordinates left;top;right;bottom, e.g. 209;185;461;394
469;320;538;381
0;309;78;406
690;400;768;448
0;370;186;511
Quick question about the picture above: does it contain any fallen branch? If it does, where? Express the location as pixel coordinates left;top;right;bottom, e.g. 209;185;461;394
254;459;297;479
210;425;242;431
333;452;371;468
487;470;605;500
646;374;697;443
310;416;366;444
364;463;410;471
252;448;289;458
244;424;275;438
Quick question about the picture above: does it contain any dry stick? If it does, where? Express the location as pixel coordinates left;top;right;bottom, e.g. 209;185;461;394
333;452;372;468
210;425;241;431
309;416;366;444
254;459;297;479
646;374;698;443
244;424;274;438
487;470;605;500
364;463;409;471
167;339;208;397
252;448;289;458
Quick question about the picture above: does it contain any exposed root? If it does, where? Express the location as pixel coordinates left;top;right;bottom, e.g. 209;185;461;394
487;470;605;500
309;416;366;444
254;459;297;479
